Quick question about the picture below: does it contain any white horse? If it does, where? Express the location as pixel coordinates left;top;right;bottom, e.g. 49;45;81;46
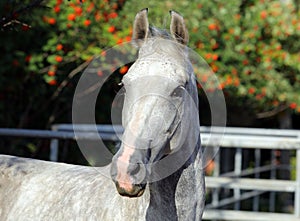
0;9;205;221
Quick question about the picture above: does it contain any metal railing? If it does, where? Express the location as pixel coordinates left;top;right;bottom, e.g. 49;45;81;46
0;125;300;220
202;127;300;220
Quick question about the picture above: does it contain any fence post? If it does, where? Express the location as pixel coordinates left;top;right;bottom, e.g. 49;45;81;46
253;148;261;211
50;125;59;162
269;149;276;212
234;148;242;210
212;146;220;209
295;148;300;217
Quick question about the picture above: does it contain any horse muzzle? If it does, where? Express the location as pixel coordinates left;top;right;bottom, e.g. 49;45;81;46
115;181;146;197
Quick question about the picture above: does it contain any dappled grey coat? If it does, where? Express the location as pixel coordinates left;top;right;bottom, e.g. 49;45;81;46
0;152;204;221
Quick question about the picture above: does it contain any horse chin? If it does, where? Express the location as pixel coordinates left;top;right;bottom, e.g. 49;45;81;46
115;182;146;198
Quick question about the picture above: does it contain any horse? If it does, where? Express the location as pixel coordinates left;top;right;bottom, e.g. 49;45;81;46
0;9;205;221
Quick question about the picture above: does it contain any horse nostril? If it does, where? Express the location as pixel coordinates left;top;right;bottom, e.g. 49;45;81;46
129;163;147;184
131;163;141;176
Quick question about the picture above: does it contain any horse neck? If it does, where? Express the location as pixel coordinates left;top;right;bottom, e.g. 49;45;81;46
146;81;204;220
146;166;182;220
146;139;204;221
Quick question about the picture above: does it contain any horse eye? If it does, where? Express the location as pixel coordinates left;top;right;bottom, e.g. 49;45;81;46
171;86;183;97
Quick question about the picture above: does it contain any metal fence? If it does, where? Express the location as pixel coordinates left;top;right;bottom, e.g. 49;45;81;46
0;125;300;220
201;127;300;221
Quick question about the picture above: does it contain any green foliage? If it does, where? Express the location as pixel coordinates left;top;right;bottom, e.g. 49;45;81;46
0;0;125;128
118;0;300;114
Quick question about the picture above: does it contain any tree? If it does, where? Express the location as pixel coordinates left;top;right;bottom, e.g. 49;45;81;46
0;0;127;129
0;0;299;157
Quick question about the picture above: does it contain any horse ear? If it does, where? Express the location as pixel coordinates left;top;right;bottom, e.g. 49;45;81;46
132;8;149;47
169;10;189;45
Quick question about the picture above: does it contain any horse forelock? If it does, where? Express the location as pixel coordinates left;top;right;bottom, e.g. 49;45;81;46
124;38;191;86
148;26;172;39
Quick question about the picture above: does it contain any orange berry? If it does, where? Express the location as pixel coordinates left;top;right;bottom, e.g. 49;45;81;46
48;70;56;76
290;102;297;109
273;100;279;106
212;43;219;50
205;160;215;175
201;74;208;83
112;3;118;9
208;23;218;30
255;94;264;100
219;82;225;89
233;78;240;86
56;44;63;51
212;54;218;61
205;53;212;60
87;2;94;12
248;87;255;94
119;66;129;75
108;26;116;33
48;18;56;25
260;11;267;19
48;79;57;85
83;19;91;27
108;12;118;19
74;7;82;16
116;38;123;44
211;63;219;72
68;14;76;21
234;14;241;20
124;36;131;42
95;12;101;21
55;56;63;63
197;42;204;49
54;6;60;13
231;68;238;75
243;59;249;65
226;76;233;85
25;55;31;62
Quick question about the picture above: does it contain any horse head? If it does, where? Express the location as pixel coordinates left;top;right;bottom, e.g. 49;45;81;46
111;9;197;197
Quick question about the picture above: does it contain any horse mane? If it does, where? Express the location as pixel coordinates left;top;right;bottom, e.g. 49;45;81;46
149;26;172;39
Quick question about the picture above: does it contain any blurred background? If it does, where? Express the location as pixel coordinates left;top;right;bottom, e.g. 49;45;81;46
0;0;300;218
1;0;299;160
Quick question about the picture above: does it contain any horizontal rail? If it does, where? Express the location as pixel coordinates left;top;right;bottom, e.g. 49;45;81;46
0;128;119;141
220;164;291;178
54;124;300;138
52;124;124;133
1;125;300;150
201;126;300;138
208;135;300;149
206;190;265;209
205;177;296;192
203;209;300;221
